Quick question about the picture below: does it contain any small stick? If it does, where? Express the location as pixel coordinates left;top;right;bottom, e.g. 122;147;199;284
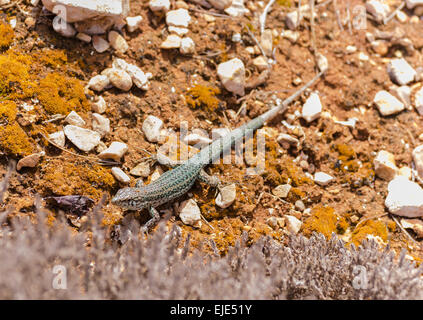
260;0;276;35
309;0;317;54
333;0;344;31
297;0;302;29
189;8;234;19
246;27;269;60
390;214;419;245
346;0;352;35
41;133;120;166
383;1;405;25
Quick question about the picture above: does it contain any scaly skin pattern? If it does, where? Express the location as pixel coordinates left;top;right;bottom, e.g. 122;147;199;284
111;71;323;227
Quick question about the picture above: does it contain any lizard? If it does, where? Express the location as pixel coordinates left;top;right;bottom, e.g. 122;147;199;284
111;70;324;231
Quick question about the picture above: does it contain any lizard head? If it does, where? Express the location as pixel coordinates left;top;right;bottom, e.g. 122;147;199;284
111;187;149;210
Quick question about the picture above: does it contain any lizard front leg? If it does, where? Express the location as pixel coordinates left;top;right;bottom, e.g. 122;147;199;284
141;206;161;233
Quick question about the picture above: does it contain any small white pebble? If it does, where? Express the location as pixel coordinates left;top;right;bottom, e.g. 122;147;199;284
92;113;110;137
314;172;334;186
98;141;128;161
92;96;107;114
285;215;302;234
111;167;130;184
65;111;85;127
142;115;164;143
179;199;202;227
92;35;110;53
215;183;236;208
126;16;143;32
88;75;110;92
49;131;65;147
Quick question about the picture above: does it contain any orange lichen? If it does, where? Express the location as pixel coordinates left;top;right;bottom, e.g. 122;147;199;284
0;22;14;49
0;123;34;156
351;220;388;247
387;220;396;232
0;51;34;98
0;100;34;156
302;206;340;239
36;73;90;114
35;49;67;68
185;84;221;112
41;160;116;200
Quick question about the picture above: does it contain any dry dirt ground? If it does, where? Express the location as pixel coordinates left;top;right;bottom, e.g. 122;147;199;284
1;0;423;259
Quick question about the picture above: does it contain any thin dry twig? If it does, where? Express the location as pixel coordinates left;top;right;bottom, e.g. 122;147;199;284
383;1;405;25
189;7;234;19
245;27;268;60
333;0;344;31
260;0;276;35
41;133;120;166
390;214;420;246
0;161;15;205
346;0;352;35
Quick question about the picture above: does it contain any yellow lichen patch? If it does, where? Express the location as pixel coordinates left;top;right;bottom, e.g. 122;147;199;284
102;210;123;227
0;22;14;49
41;160;116;201
351;220;388;247
276;0;291;6
185;84;221;112
0;51;34;98
387;220;396;232
0;100;17;122
35;48;67;68
36;73;90;114
302;206;340;239
333;143;356;161
0;123;34;156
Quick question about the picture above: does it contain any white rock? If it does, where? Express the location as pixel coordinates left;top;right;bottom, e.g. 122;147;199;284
346;45;357;54
91;113;110;137
130;162;151;177
224;0;249;17
280;29;299;43
302;92;322;123
277;133;299;147
180;37;195;54
92;96;107;113
41;0;130;23
414;86;423;115
65;110;85;126
92;35;110;53
285;10;300;30
373;150;398;181
215;183;236;208
49;131;66;147
401;218;423;238
98;141;128;161
396;10;408;23
76;32;92;42
272;184;291;198
285;215;302;234
412;144;423;180
316;53;329;73
142;115;163;143
387;58;416;85
365;0;390;23
17;152;45;170
314;172;334;186
217;58;245;96
179;199;201;227
385;176;423;217
106;68;132;91
399;166;412;180
111;167;130;184
183;133;212;146
406;0;423;9
112;58;150;90
252;56;269;71
150;168;162;182
168;26;189;36
108;30;128;53
149;0;170;12
64;125;101;152
126;16;142;32
207;0;232;10
88;74;110;91
52;17;77;37
373;90;405;116
166;9;191;28
211;128;231;140
161;34;182;49
391;85;411;110
260;29;273;57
